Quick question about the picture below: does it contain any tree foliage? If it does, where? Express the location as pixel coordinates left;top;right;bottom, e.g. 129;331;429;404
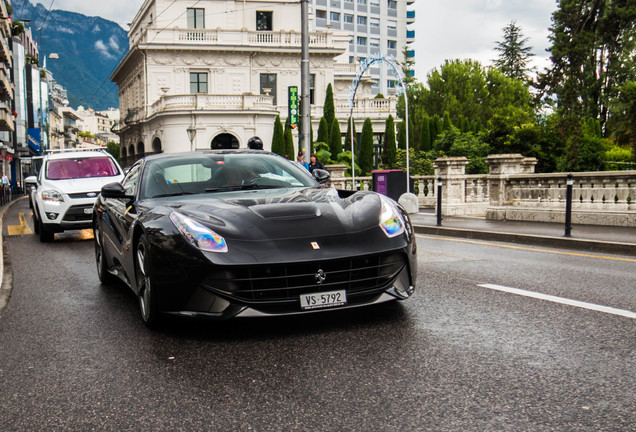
344;117;357;152
383;115;397;168
284;120;295;158
329;118;342;158
493;21;535;82
271;115;285;157
323;84;335;132
316;117;329;144
359;118;374;175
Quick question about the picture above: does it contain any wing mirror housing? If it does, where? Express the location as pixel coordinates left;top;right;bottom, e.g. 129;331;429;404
312;169;330;185
101;182;134;201
25;175;37;185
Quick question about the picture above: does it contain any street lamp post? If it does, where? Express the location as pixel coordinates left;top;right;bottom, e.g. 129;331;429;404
187;125;196;152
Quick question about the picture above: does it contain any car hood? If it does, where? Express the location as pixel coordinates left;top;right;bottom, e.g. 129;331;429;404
150;187;385;241
44;176;124;194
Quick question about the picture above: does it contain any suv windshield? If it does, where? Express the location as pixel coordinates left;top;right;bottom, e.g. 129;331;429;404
46;157;120;180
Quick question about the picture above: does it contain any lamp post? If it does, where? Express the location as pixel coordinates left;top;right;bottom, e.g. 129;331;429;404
564;173;574;237
187;125;196;152
436;176;443;226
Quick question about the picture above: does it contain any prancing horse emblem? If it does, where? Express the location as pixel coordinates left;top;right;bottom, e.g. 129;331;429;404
315;269;326;284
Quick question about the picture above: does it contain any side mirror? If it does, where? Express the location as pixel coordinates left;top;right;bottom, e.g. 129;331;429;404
101;182;134;200
312;169;330;185
25;176;38;185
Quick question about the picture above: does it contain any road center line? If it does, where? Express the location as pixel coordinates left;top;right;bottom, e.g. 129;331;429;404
415;234;636;263
478;284;636;319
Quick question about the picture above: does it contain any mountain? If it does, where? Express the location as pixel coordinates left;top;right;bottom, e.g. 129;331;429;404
16;1;128;110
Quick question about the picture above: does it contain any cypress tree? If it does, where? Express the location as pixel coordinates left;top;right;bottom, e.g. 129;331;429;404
429;116;438;144
323;84;335;132
442;111;453;131
397;121;406;150
271;115;285;156
344;117;357;152
329;118;342;158
359;118;374;175
420;116;431;151
384;115;397;168
284;120;295;159
316;117;329;144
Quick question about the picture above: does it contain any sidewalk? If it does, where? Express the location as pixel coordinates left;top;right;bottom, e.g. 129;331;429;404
410;211;636;256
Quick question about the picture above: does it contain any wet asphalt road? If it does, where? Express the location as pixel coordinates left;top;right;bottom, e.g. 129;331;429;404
0;198;634;431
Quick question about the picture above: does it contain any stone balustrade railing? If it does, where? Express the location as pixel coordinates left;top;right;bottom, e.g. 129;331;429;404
148;94;276;116
324;154;636;227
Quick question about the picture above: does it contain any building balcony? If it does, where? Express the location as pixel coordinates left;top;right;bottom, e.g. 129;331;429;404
406;10;415;24
311;97;397;121
0;38;10;65
0;64;13;95
134;28;344;53
0;101;14;132
147;93;277;118
406;30;415;42
406;0;415;4
407;49;415;58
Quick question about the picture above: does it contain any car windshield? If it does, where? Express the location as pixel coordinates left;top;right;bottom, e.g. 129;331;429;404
142;153;318;199
46;157;120;180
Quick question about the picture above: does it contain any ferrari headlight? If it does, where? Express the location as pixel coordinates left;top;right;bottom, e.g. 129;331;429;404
170;211;228;253
41;190;64;205
379;196;405;238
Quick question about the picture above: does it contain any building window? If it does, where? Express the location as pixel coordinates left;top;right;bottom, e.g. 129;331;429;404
388;20;397;30
370;0;379;6
330;12;340;21
370;17;379;27
310;74;316;105
260;73;277;105
357;0;367;4
190;72;208;93
357;36;367;46
387;40;396;49
256;11;273;30
370;38;379;48
187;8;205;29
387;80;396;89
316;9;327;19
344;14;354;23
357;15;367;25
388;0;397;9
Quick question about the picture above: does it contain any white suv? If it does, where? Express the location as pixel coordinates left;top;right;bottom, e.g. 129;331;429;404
28;149;124;242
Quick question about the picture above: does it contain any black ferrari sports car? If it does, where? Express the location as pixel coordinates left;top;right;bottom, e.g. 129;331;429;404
93;150;417;326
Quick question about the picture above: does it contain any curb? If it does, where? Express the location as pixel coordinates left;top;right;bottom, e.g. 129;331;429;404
0;197;25;316
413;225;636;257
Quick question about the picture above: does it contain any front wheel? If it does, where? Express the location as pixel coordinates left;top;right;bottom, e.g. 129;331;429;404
94;224;117;285
136;234;160;328
38;216;54;243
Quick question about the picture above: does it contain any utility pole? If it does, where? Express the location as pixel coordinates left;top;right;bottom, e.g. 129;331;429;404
300;0;310;160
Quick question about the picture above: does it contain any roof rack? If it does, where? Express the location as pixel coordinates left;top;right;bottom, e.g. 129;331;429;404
45;148;108;154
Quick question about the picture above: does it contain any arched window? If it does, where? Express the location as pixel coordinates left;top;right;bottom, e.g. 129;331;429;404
137;141;145;155
152;137;162;153
211;133;239;150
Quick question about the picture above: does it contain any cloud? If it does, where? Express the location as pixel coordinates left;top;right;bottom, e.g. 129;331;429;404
108;36;120;51
92;24;101;33
54;0;145;27
94;40;116;59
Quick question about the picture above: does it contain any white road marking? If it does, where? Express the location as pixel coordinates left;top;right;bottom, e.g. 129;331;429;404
478;284;636;320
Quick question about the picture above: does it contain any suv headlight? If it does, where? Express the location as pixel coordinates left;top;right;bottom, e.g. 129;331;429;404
379;196;405;238
41;190;64;205
170;211;228;253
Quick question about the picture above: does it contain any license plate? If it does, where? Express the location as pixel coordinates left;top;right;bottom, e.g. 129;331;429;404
300;290;347;310
83;208;93;214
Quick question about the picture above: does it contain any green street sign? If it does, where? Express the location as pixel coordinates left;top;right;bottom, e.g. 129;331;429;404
288;86;298;129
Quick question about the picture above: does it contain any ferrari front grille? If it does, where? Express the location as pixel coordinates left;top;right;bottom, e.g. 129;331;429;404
201;252;406;303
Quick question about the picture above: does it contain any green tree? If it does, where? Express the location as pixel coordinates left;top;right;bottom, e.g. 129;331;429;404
359;118;374;175
383;115;397;168
271;115;285;157
608;81;636;161
329;118;342;158
399;45;417;87
434;128;491;174
284;120;295;158
316;117;329;144
420;116;431;151
106;141;120;165
538;0;636;133
442;111;453;131
493;21;535;82
323;83;335;132
429;115;440;144
397;121;406;150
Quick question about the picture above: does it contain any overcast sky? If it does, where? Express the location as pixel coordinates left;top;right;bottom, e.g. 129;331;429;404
44;0;558;80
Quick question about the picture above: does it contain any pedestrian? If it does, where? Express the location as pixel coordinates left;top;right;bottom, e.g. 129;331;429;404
297;151;309;171
308;153;324;173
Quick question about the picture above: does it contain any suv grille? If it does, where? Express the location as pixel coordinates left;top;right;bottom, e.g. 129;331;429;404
201;252;406;303
68;192;100;199
63;205;93;221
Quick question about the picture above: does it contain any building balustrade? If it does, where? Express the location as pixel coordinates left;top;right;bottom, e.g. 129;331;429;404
136;28;337;50
311;98;396;120
148;94;275;116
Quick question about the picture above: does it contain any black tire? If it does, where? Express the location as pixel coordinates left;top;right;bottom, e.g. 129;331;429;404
94;224;117;285
32;212;40;234
136;234;161;328
38;216;54;243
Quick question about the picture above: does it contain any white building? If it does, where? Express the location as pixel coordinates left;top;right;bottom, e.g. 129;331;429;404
76;106;120;145
112;0;397;164
312;0;415;96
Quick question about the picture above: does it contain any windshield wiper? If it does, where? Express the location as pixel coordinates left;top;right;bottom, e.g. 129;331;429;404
206;185;280;192
151;192;196;198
